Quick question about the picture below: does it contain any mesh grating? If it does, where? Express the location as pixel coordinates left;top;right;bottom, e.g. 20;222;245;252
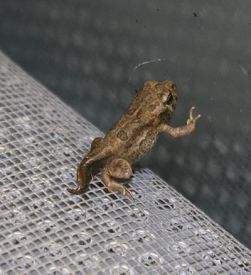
1;0;251;248
0;51;251;274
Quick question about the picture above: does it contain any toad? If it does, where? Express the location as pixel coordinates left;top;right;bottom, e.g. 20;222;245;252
68;80;201;199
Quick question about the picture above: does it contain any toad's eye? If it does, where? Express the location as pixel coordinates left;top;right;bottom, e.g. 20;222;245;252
162;93;173;105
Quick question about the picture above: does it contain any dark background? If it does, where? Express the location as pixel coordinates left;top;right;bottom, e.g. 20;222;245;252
0;0;251;248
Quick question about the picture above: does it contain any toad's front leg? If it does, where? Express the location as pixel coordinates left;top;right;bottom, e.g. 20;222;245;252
160;106;201;138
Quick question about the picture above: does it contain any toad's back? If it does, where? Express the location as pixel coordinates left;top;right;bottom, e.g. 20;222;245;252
109;117;160;163
103;81;171;162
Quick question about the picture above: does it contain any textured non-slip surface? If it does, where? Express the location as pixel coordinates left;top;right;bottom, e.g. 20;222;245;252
0;0;251;249
0;53;251;274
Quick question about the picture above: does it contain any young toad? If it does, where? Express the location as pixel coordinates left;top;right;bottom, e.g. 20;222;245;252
68;80;201;199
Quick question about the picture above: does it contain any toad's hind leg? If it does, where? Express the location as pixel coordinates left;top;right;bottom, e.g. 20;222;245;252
102;158;133;199
67;146;111;195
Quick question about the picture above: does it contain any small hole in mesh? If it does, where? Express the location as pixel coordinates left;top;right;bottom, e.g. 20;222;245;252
171;225;183;232
109;193;119;200
170;219;184;232
95;180;105;189
155;198;174;210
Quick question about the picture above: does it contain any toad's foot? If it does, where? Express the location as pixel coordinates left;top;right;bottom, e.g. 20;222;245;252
67;158;91;195
67;186;86;195
187;106;201;125
107;180;133;200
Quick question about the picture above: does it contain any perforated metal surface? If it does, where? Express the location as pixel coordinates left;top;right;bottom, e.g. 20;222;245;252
0;52;251;274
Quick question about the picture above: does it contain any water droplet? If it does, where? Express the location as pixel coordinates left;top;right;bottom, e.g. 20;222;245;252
44;242;64;258
129;207;149;222
174;262;194;274
213;258;222;265
63;147;71;157
194;228;206;236
0;145;8;155
140;252;163;267
202;229;219;244
59;166;75;181
76;253;99;271
201;250;215;266
110;264;135;275
13;255;35;271
48;266;72;275
132;229;156;243
37;219;56;233
67;207;86;221
30;176;47;192
102;219;121;234
75;231;92;246
14;116;31;129
170;241;191;254
98;197;116;212
10;209;28;224
106;241;129;256
0;187;21;201
23;136;36;145
130;189;143;199
33;198;55;213
8;231;27;245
